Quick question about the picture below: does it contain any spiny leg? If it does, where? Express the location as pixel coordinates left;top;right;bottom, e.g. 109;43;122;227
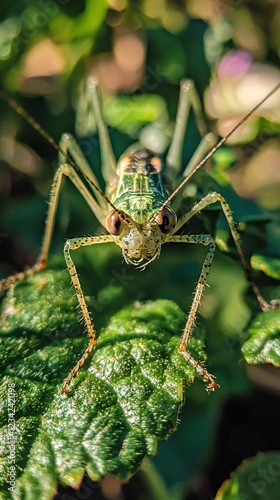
0;121;114;295
171;191;276;312
0;156;108;295
0;164;65;294
58;133;107;224
164;233;218;391
62;234;113;394
87;77;117;185
0;261;46;296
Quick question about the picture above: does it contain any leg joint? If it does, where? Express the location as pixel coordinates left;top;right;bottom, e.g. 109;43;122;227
64;239;81;252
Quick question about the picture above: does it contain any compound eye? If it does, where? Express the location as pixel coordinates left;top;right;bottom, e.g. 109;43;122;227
106;210;125;236
155;207;177;234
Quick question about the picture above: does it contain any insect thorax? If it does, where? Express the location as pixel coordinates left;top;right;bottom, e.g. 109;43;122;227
112;146;169;224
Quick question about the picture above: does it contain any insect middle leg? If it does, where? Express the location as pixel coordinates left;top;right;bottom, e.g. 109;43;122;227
0;157;105;295
0;130;109;295
165;233;218;390
62;234;113;394
0;164;66;294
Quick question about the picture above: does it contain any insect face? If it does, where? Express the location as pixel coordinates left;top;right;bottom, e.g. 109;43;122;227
118;223;163;266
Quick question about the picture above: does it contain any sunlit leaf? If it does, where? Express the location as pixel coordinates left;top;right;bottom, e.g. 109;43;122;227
216;451;280;499
251;254;280;280
0;269;209;498
241;308;280;366
104;94;167;134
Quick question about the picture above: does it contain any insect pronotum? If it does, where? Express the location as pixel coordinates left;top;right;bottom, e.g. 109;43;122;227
1;78;279;394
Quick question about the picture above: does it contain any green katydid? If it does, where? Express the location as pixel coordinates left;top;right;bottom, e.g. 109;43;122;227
1;77;279;394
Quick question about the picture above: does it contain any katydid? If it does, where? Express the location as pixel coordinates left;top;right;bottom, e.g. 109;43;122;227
1;77;279;394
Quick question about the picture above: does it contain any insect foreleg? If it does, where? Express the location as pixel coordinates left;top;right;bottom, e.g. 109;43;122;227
164;233;217;390
62;234;114;394
172;192;275;312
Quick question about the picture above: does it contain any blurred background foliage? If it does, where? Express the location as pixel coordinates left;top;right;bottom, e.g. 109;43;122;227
0;0;280;499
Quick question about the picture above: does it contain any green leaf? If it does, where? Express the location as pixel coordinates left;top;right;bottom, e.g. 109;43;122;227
104;94;167;134
0;269;208;497
72;0;108;39
241;308;280;366
210;147;237;186
216;451;280;499
146;29;187;84
251;254;280;280
50;0;108;42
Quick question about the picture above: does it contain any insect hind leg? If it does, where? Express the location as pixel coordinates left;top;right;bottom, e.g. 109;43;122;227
167;79;210;181
166;79;217;211
87;77;117;185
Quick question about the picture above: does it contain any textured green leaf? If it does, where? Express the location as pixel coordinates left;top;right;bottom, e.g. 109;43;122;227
216;451;280;499
0;269;208;498
251;254;280;280
241;308;280;366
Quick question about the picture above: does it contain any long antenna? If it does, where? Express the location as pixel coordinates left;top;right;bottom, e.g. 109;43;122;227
150;80;280;221
0;89;124;218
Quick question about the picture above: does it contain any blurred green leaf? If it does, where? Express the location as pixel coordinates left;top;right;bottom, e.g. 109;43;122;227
0;269;210;497
216;451;280;499
241;308;280;366
146;29;187;84
104;94;167;134
50;0;107;42
72;0;107;39
210;147;237;186
251;254;280;280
